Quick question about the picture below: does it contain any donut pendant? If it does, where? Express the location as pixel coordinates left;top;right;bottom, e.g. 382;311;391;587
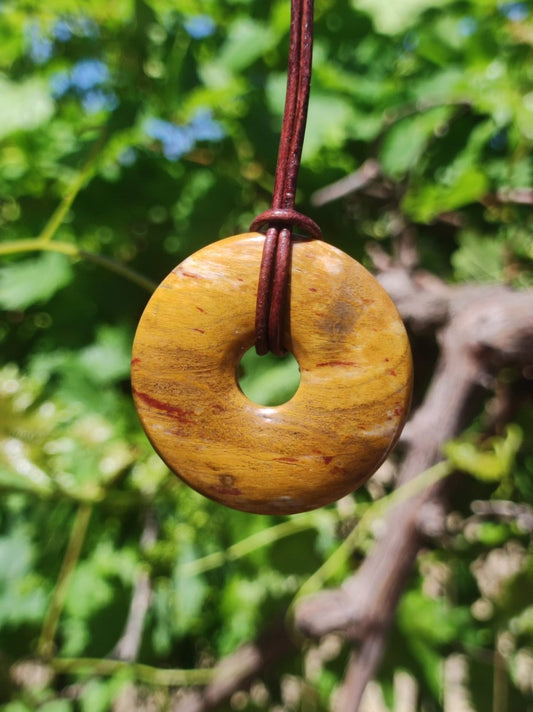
131;233;412;515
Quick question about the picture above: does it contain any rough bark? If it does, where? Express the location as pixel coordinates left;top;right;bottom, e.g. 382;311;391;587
294;276;533;705
172;268;533;711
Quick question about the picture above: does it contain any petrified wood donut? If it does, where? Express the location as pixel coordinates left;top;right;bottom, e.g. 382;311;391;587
131;233;412;514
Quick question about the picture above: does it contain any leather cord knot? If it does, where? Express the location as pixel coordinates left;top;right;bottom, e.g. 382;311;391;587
250;208;322;240
252;0;319;357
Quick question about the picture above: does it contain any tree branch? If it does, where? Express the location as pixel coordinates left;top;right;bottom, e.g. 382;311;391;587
166;272;533;712
311;159;381;207
294;274;533;706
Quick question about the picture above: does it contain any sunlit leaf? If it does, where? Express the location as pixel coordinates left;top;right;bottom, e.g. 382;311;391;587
451;231;504;282
217;18;277;72
444;425;523;482
403;168;489;222
78;325;132;385
0;253;73;310
0;77;54;139
380;107;453;178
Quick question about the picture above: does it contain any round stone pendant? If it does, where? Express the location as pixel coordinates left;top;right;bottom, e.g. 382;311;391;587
132;233;412;515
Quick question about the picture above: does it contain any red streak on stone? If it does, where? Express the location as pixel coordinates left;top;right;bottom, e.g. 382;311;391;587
179;270;201;279
196;306;206;313
309;287;317;292
132;388;192;424
131;357;141;366
323;456;333;465
316;361;357;368
274;456;299;464
333;466;347;476
394;407;403;416
193;328;205;334
212;485;242;496
388;369;397;377
236;277;244;282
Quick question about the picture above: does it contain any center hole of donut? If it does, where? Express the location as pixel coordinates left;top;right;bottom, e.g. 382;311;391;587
237;347;300;406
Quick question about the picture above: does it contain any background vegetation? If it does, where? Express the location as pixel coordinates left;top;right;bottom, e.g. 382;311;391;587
1;0;533;710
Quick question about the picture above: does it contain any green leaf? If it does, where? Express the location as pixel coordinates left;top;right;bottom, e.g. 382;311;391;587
444;425;523;482
0;530;47;627
412;67;465;105
38;701;73;712
0;252;73;310
353;0;453;34
172;545;208;634
218;575;263;653
0;77;54;140
79;679;117;712
380;107;453;178
0;463;53;496
403;167;488;223
217;19;277;72
476;521;511;547
304;93;357;159
65;562;115;620
451;232;504;283
509;605;533;637
405;638;444;699
398;589;471;646
269;528;319;575
397;588;471;697
78;325;132;385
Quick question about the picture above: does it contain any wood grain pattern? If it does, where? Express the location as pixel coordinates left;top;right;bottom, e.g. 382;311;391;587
131;233;413;514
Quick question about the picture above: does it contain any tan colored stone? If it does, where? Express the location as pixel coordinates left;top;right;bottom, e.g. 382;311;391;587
132;233;412;514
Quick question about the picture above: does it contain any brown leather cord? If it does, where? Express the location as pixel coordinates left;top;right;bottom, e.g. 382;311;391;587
252;0;321;356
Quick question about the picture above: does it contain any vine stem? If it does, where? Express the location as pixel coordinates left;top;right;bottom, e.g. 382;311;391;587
38;131;107;244
38;504;93;660
291;459;454;606
51;657;215;687
178;511;333;578
0;239;156;293
0;133;157;293
0;239;78;258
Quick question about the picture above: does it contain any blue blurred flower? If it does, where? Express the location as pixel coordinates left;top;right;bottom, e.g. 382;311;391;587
145;118;195;160
71;59;110;91
145;110;224;161
53;19;73;42
184;15;216;40
499;2;529;21
82;89;118;114
25;21;53;64
189;109;225;142
49;58;116;112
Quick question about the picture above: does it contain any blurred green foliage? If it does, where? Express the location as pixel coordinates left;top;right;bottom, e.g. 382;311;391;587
1;0;533;709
